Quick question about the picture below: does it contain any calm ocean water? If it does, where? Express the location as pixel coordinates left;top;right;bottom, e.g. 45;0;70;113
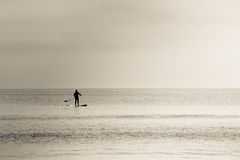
1;89;240;160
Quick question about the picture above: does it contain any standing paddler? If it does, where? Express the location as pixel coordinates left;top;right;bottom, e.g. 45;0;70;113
73;90;82;107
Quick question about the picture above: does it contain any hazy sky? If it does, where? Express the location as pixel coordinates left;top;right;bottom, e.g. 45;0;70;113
1;0;240;88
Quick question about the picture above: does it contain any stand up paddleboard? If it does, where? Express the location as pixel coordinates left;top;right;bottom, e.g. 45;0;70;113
75;104;87;107
64;99;87;107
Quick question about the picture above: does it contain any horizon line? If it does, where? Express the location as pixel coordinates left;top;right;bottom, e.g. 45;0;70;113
1;88;240;90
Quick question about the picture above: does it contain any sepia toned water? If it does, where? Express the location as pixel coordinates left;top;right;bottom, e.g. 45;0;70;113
1;89;240;160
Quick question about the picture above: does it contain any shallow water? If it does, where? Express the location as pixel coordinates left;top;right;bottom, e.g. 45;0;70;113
1;89;240;160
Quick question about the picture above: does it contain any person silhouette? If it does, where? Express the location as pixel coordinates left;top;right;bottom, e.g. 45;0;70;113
73;90;82;107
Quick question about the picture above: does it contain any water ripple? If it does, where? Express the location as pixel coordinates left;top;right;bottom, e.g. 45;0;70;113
1;114;240;121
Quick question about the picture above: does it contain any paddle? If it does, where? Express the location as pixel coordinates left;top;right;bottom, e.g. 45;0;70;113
64;98;73;102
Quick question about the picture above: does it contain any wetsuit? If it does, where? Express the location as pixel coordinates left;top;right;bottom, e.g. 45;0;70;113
74;91;81;106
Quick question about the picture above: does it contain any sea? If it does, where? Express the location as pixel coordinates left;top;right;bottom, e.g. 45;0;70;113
1;89;240;160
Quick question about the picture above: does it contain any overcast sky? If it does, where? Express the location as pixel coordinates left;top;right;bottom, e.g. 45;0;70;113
1;0;240;88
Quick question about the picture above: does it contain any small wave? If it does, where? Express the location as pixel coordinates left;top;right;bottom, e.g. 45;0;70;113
1;114;240;121
1;127;240;144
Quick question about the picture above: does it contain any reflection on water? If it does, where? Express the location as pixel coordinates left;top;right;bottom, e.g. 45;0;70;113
1;89;240;160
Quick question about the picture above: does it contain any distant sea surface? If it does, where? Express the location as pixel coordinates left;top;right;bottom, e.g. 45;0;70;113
1;89;240;160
